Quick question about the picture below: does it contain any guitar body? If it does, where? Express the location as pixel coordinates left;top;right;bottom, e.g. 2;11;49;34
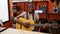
16;18;34;31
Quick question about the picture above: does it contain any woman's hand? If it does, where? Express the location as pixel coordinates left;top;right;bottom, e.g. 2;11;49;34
23;23;30;28
43;23;49;28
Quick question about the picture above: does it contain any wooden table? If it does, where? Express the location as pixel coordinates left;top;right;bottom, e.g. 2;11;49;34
0;28;49;34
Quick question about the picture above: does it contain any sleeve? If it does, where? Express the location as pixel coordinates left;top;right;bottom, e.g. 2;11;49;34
14;12;26;20
35;13;39;20
35;13;40;23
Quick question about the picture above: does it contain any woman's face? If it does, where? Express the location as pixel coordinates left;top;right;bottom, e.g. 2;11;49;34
29;7;33;12
28;4;34;13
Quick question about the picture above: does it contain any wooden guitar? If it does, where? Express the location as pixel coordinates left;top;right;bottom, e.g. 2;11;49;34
16;18;45;31
16;18;60;31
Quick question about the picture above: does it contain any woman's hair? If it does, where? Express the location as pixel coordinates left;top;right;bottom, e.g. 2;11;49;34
27;3;35;12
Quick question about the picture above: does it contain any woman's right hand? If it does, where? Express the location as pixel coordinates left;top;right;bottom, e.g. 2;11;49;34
23;23;30;28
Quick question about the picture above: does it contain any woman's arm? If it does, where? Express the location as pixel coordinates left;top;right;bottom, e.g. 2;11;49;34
14;12;26;23
35;13;41;24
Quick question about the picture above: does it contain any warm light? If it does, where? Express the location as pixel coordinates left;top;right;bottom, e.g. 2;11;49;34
35;10;43;14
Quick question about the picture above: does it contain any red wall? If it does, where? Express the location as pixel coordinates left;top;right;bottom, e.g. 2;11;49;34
35;1;47;19
35;0;60;20
48;0;57;13
48;0;60;20
16;0;60;20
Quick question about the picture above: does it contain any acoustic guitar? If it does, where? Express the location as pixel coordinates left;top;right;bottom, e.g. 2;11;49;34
16;18;60;31
16;18;45;31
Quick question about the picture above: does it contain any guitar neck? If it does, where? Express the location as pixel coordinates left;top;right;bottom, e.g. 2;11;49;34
29;23;60;28
29;24;44;27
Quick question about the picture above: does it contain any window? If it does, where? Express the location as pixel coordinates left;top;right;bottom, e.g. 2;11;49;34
0;0;9;23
